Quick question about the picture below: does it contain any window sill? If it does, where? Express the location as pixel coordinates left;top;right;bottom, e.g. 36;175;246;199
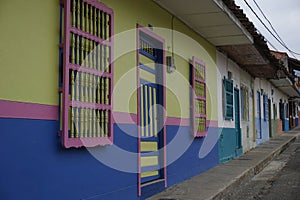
63;137;113;148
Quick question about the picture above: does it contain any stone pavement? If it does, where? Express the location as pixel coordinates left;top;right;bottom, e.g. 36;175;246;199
148;128;300;200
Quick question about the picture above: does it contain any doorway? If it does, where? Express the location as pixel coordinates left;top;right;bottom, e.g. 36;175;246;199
137;26;166;194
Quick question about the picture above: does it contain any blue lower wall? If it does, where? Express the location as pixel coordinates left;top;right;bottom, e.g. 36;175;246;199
0;118;219;200
0;118;138;200
283;119;289;132
218;128;242;163
166;126;219;187
255;118;270;145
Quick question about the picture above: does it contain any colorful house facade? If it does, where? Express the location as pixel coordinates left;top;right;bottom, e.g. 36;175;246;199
215;0;300;162
1;0;299;199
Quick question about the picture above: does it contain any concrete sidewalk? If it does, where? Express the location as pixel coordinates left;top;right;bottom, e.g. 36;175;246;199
148;128;300;200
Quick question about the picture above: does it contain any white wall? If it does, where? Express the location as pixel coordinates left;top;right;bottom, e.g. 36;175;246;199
216;51;256;152
240;69;255;151
216;50;291;151
253;78;288;121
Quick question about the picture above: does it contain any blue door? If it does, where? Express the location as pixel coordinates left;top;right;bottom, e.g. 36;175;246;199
234;88;242;156
138;29;164;185
257;91;262;139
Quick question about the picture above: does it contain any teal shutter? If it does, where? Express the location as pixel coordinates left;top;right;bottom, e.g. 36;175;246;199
223;78;233;120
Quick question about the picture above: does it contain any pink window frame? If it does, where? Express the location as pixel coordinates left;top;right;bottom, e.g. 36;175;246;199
191;56;207;137
61;0;114;148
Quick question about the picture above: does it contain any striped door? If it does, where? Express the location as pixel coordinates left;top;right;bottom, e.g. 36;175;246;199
140;82;160;183
138;32;163;184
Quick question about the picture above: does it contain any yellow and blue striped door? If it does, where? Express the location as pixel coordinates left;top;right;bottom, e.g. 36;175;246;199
139;35;162;184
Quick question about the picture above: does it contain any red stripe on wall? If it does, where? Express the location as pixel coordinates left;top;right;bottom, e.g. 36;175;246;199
0;100;58;120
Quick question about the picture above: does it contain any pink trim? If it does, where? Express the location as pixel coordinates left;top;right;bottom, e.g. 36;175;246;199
137;24;165;44
165;117;190;126
70;27;111;45
70;101;111;110
206;120;218;128
62;0;114;148
162;39;167;188
195;113;206;118
195;77;205;83
136;24;167;193
195;96;206;101
82;0;114;14
196;132;206;137
0;100;58;120
64;137;112;148
191;56;207;137
110;9;115;147
62;0;71;148
112;112;137;124
136;24;142;197
69;64;112;77
112;114;218;128
165;117;218;128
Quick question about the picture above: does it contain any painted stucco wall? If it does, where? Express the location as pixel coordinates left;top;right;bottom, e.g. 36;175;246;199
216;51;235;129
253;78;269;144
0;0;217;121
101;0;218;121
240;69;255;152
216;51;255;153
0;0;220;199
253;78;289;143
0;0;59;105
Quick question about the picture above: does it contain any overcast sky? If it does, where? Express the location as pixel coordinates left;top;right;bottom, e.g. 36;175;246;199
234;0;300;60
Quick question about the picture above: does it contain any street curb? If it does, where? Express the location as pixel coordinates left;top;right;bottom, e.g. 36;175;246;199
210;134;297;200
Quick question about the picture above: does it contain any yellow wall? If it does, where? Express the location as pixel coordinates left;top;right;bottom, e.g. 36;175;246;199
0;0;59;105
103;0;217;120
0;0;217;120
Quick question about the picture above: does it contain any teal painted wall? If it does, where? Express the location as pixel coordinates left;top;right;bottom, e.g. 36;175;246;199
218;128;242;163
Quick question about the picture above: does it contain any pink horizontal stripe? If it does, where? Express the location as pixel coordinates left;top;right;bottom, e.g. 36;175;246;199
166;117;190;126
207;120;218;127
112;112;137;124
0;100;220;127
0;100;58;120
166;117;218;127
63;137;112;148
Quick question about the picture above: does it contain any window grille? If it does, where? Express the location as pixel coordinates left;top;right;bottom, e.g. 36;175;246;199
59;0;114;148
241;85;249;121
190;56;206;137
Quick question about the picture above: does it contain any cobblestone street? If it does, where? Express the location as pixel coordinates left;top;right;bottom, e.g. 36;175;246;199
222;135;300;200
